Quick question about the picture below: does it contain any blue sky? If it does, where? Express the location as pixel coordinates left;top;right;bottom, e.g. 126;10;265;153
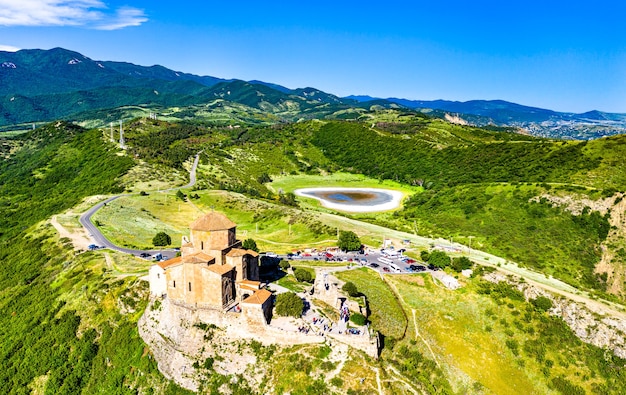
1;1;625;113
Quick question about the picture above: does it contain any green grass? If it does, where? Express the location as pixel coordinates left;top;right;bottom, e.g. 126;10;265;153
276;274;308;292
335;268;407;339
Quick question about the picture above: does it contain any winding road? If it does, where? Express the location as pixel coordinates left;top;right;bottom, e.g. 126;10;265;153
79;153;201;261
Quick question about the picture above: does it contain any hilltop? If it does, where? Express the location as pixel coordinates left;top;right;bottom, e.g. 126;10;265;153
2;103;626;393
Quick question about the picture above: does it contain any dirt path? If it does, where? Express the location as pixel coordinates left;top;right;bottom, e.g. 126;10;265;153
412;309;441;369
386;364;421;395
373;367;383;395
50;215;92;251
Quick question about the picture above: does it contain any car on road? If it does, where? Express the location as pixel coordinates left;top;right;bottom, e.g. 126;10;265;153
369;263;379;268
139;252;151;258
265;252;278;258
382;267;390;272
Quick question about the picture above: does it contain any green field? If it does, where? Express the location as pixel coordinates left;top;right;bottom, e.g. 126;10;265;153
335;268;407;339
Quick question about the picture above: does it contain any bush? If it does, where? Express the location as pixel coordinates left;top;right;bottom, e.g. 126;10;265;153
152;232;172;246
342;281;359;297
243;238;259;252
451;256;472;272
532;296;553;312
275;292;304;318
350;313;367;326
420;250;430;261
294;268;314;283
279;260;291;270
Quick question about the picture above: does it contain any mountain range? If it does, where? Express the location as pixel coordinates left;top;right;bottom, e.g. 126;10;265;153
1;47;625;139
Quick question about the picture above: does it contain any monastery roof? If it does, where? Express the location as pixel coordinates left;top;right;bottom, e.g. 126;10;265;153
226;248;259;258
182;252;215;264
241;288;273;305
238;279;261;291
206;263;234;275
190;212;236;232
158;256;182;269
182;241;194;248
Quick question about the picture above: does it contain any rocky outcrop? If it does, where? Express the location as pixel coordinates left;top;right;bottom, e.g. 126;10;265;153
484;272;626;358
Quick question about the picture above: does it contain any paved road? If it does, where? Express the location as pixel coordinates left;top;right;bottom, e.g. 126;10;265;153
79;153;201;261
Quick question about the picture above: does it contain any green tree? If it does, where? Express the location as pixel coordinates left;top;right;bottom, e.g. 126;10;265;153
243;238;259;252
420;250;430;262
428;250;451;269
532;296;553;312
175;189;186;201
279;260;291;270
278;192;298;206
338;230;361;252
294;268;314;283
152;232;172;247
342;281;359;297
275;292;304;318
451;256;473;272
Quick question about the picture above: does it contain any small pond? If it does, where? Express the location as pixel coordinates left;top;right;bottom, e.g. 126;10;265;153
294;187;404;212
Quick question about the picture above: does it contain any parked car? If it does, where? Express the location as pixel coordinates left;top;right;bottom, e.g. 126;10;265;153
369;263;380;268
383;267;390;272
265;252;278;258
140;252;151;258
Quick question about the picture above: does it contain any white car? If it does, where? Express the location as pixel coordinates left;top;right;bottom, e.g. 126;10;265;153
265;252;278;258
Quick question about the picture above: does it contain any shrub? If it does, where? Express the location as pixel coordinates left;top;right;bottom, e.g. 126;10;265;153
350;313;367;326
532;296;553;312
279;260;291;270
451;256;472;272
242;238;259;252
420;250;430;261
294;268;314;283
152;232;171;246
342;281;359;297
275;292;304;318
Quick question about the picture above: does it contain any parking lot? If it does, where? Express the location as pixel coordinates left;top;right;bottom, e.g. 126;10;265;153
273;249;436;275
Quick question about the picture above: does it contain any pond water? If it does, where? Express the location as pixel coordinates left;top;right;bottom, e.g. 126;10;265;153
294;187;403;212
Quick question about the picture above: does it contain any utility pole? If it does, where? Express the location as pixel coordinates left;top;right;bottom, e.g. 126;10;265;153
467;236;475;256
110;122;114;142
119;120;125;149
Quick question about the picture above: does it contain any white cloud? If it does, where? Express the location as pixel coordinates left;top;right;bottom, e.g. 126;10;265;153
0;0;147;30
95;6;147;30
0;44;21;52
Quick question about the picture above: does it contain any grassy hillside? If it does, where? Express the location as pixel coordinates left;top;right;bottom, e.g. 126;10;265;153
104;114;626;299
0;123;192;394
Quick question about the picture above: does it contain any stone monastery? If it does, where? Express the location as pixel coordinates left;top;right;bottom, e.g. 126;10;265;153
149;212;272;322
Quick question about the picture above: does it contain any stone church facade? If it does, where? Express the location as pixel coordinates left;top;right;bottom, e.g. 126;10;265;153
149;212;269;313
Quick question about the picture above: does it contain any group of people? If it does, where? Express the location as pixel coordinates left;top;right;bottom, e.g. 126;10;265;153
340;304;350;323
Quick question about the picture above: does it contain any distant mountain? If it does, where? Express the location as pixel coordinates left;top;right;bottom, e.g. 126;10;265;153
347;96;626;139
0;47;399;127
2;47;625;139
